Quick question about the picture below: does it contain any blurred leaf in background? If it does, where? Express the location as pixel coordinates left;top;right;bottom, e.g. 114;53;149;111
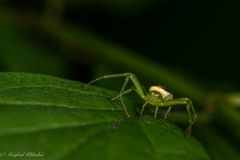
0;14;70;76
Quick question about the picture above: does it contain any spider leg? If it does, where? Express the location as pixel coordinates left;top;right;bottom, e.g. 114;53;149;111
164;106;172;119
154;106;159;118
158;98;197;136
140;102;148;115
185;102;193;135
119;96;130;118
109;76;131;118
176;98;197;121
116;76;131;117
184;99;197;136
85;73;132;117
111;88;133;101
111;88;133;118
84;73;132;87
175;98;197;136
85;73;148;118
85;73;146;100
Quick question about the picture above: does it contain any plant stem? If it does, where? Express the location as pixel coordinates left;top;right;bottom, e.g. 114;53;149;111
39;23;207;103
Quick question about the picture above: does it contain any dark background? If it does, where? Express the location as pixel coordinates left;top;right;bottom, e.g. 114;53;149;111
1;0;239;88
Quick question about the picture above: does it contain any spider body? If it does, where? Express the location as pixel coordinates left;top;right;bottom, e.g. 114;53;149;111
147;86;174;105
85;73;197;135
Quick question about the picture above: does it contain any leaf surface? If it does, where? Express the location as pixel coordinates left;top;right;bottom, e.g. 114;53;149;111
0;73;210;160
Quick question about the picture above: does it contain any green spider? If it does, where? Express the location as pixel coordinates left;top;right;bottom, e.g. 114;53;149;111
85;73;197;135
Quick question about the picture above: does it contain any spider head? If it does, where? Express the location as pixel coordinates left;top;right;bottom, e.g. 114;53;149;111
147;85;172;102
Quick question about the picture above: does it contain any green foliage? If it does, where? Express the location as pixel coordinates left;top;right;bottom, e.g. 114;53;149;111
0;72;210;160
0;15;68;76
1;1;240;160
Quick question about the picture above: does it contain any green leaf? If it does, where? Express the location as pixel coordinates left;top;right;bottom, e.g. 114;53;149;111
0;72;210;160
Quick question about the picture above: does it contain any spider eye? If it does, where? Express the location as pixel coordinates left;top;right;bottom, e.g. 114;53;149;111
150;91;161;97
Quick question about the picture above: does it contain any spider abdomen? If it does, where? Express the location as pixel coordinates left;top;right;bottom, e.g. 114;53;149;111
148;99;164;106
